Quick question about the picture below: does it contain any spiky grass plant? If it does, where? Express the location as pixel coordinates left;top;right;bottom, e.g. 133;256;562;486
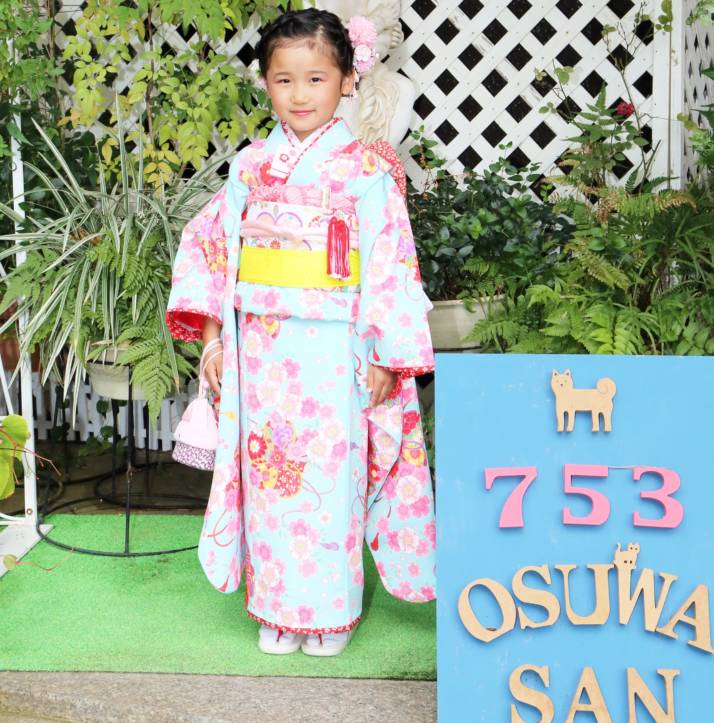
0;117;224;421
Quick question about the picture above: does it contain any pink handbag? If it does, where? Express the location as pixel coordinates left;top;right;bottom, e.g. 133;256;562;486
172;340;221;470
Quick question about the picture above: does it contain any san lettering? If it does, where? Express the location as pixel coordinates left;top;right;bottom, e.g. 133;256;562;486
508;665;680;723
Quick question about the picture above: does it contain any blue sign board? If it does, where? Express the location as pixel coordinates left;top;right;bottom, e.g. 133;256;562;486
436;354;713;722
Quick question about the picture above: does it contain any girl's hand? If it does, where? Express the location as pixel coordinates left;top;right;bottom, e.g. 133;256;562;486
367;364;397;407
202;320;223;395
203;346;223;395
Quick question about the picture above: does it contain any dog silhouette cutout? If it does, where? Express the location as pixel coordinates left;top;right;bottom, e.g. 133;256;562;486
551;370;617;433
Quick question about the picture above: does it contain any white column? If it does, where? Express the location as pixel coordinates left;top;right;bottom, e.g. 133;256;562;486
6;37;37;525
651;1;685;188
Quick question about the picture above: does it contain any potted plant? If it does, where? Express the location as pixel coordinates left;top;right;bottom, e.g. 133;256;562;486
0;302;41;374
0;121;216;422
407;128;573;350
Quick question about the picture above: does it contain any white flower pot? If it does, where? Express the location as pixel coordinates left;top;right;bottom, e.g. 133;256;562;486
428;297;502;351
86;347;146;401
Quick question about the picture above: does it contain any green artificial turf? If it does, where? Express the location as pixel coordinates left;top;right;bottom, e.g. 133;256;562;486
0;514;435;679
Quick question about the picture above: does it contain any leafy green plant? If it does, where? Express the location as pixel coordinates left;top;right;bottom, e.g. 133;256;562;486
468;0;714;358
408;127;573;301
470;177;714;355
61;0;300;186
78;399;127;458
0;117;217;421
406;130;465;300
0;0;99;238
688;0;714;27
547;85;666;197
0;0;58;162
0;415;29;500
536;1;677;196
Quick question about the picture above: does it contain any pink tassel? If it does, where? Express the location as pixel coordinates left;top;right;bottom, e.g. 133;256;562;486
327;216;350;280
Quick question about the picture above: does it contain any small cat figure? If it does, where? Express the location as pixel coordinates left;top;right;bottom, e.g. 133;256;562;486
613;542;640;570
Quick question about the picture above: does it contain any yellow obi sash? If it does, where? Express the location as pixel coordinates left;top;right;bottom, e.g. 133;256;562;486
239;246;360;288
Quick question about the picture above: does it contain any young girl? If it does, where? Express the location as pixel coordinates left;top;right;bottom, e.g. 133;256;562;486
167;8;435;657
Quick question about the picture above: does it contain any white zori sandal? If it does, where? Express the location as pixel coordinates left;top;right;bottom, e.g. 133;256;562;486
258;624;306;655
301;629;353;657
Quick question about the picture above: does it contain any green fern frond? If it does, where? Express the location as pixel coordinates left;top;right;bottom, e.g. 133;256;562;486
565;239;630;290
526;284;561;306
509;331;552;354
543;308;572;337
468;317;524;350
655;190;697;212
116;325;154;343
132;360;174;423
116;339;159;365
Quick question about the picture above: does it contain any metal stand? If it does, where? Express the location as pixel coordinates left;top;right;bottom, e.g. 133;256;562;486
93;399;206;512
35;368;208;557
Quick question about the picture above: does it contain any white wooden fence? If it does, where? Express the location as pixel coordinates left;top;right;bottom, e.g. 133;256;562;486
0;374;189;451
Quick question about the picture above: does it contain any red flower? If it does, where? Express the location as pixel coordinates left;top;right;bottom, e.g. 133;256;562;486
403;411;420;435
247;432;267;461
615;101;635;118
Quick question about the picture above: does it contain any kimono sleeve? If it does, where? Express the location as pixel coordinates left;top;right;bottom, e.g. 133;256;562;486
165;153;250;342
355;169;434;378
365;140;407;199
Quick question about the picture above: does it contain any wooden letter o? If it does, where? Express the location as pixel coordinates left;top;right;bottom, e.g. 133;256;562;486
458;578;517;643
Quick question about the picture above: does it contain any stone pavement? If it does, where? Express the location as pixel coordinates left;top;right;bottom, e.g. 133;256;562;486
0;672;436;722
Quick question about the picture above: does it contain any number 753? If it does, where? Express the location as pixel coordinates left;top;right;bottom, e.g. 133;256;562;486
484;465;683;529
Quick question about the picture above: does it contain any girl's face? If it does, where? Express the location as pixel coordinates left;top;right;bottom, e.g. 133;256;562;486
265;39;355;142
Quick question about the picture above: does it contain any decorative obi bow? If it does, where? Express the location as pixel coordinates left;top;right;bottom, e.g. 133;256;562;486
241;206;354;282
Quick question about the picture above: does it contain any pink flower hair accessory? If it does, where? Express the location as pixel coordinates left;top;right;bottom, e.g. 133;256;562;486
348;15;378;77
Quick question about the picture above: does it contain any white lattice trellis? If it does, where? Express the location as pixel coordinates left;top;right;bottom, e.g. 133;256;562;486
682;0;713;182
390;0;714;189
46;0;714;189
49;1;714;189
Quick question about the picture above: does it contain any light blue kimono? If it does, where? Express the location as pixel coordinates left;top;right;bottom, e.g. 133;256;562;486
167;117;436;633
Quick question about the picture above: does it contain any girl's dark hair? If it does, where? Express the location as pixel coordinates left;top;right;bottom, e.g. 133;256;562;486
255;8;354;77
